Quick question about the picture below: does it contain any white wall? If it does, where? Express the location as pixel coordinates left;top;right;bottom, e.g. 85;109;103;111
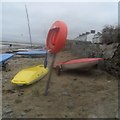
86;33;95;42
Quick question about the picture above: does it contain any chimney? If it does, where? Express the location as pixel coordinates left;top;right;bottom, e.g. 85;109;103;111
91;30;95;34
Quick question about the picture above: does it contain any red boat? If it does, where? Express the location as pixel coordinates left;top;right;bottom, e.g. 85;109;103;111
54;58;104;75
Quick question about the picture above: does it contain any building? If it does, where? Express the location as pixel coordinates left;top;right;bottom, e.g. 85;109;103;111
92;32;102;43
74;30;102;43
74;33;87;41
74;30;95;42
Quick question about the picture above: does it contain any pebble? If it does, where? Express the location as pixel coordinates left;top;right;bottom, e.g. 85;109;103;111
4;104;10;107
3;104;14;117
3;107;13;115
20;112;26;116
3;80;7;83
62;91;70;96
62;91;68;95
14;99;22;104
24;108;32;113
73;78;77;81
65;115;68;118
115;112;118;118
37;113;43;117
5;109;13;114
67;103;74;110
18;92;24;96
47;100;51;102
6;89;16;94
88;114;98;118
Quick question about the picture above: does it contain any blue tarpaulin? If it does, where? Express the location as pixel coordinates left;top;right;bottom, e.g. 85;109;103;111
16;50;46;55
0;54;14;64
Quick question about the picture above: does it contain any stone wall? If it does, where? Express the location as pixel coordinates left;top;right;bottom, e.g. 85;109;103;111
64;40;102;58
100;44;120;79
64;40;120;79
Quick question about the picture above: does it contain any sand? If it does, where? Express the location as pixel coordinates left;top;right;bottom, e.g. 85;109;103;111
2;50;118;118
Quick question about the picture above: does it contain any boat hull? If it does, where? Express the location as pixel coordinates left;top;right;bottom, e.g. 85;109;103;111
54;58;103;71
11;64;48;85
62;60;98;70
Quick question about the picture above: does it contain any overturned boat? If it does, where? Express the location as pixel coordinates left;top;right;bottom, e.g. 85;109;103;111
54;58;104;75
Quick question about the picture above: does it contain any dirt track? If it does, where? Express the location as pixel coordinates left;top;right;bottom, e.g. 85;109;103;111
2;51;118;118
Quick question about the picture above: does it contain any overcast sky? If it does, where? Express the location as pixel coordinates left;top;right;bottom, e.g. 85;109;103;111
1;2;118;44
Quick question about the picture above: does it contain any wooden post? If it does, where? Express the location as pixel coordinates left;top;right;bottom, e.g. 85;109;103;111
44;54;56;96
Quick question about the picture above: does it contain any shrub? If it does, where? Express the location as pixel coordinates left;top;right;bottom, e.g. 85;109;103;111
101;25;120;44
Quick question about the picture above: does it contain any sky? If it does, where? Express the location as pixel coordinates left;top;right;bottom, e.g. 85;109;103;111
1;2;118;44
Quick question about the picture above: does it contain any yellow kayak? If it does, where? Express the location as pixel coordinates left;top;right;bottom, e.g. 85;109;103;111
11;64;48;85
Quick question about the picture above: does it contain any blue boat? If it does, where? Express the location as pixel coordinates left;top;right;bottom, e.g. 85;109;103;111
0;53;14;64
16;50;46;56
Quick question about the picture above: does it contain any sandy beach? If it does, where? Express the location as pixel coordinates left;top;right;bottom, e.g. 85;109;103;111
1;2;119;118
1;50;118;118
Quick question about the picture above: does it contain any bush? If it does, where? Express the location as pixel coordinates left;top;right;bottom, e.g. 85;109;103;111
101;25;120;44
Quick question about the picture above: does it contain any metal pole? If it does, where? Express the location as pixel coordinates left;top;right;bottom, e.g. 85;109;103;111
25;4;32;48
44;54;56;96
